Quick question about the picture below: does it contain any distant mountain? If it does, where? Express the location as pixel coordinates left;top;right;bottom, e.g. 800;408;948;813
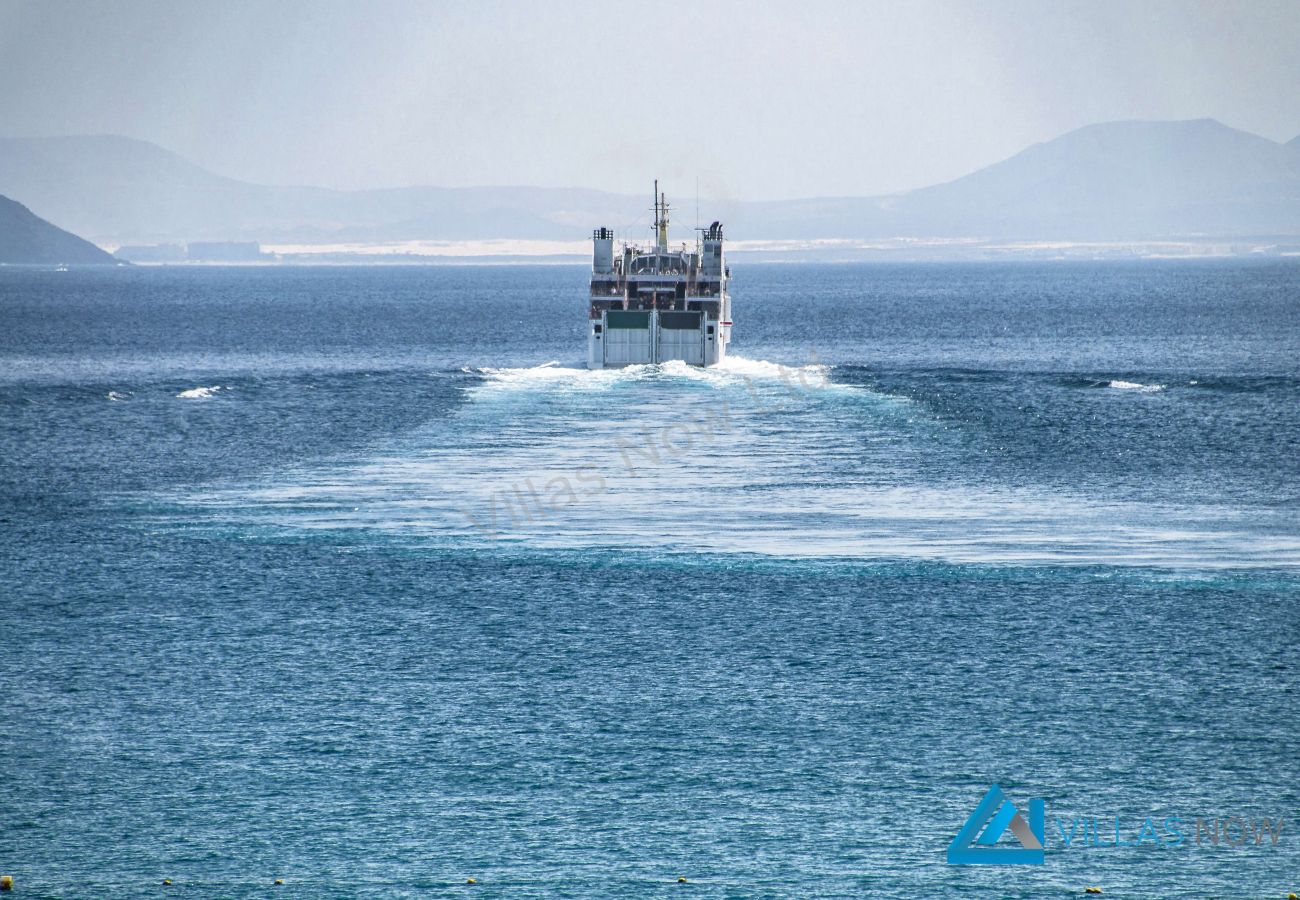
1;121;1298;246
745;119;1300;239
887;118;1300;238
0;194;117;264
0;135;642;244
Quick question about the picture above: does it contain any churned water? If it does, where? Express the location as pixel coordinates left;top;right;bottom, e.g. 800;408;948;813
1;262;1297;898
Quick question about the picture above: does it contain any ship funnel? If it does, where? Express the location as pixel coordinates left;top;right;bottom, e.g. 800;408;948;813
592;227;614;274
701;219;724;275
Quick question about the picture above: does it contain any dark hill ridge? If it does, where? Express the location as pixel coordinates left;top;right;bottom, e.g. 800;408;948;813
0;194;117;264
1;120;1299;244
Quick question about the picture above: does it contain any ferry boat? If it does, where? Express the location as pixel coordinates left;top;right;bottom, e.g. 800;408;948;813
587;182;731;368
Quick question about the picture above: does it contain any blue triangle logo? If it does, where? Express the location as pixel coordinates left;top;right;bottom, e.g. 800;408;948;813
947;784;1045;864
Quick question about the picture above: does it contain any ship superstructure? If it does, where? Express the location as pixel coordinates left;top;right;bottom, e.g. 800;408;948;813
587;181;731;368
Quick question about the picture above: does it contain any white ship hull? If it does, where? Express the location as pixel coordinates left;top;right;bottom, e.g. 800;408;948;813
587;309;731;369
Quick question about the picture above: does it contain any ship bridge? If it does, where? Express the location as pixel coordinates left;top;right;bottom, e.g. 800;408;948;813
629;253;690;275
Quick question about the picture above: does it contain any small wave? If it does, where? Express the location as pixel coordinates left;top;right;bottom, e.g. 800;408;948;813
106;390;132;402
1108;380;1165;393
176;385;224;400
469;362;628;400
715;355;830;380
476;362;597;383
1180;375;1299;394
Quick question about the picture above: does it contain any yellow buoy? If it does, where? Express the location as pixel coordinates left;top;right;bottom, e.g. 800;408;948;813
466;877;477;884
273;878;284;885
0;875;12;892
677;876;688;883
162;879;173;886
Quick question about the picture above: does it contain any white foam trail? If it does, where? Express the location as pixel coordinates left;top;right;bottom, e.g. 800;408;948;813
176;386;224;399
1109;380;1165;393
473;355;833;393
107;391;132;401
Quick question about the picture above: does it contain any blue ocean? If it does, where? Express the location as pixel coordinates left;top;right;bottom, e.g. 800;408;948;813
1;261;1297;898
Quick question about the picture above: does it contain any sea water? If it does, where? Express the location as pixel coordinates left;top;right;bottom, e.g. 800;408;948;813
1;262;1297;897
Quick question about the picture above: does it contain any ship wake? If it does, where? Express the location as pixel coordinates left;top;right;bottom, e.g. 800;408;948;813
158;363;1300;571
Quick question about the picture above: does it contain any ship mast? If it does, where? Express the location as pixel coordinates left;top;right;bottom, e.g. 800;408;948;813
653;179;669;252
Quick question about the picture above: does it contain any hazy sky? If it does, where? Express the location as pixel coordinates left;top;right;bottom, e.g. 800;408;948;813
2;0;1298;200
